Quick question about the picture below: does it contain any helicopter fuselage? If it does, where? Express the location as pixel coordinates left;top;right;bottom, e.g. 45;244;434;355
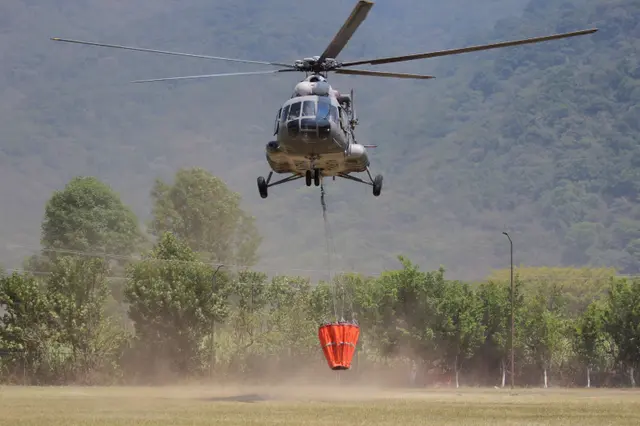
264;77;369;177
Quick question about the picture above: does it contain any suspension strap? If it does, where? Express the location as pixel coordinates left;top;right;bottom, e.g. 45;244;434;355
320;182;340;321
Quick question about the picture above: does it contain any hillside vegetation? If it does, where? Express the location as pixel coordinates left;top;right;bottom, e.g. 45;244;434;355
356;0;640;277
0;0;638;279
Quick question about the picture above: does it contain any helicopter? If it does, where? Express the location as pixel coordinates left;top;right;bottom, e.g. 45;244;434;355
50;0;597;199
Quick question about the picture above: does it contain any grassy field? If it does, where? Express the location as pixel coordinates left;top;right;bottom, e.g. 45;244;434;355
0;384;639;425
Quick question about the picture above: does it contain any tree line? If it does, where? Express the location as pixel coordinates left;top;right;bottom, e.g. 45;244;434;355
1;168;639;388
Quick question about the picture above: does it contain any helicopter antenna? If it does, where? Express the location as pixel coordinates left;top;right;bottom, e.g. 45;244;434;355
350;88;358;129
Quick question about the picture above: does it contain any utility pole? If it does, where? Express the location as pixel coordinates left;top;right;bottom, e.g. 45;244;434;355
502;231;514;390
209;264;225;380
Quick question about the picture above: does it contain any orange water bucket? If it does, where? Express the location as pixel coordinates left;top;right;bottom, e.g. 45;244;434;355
318;322;360;370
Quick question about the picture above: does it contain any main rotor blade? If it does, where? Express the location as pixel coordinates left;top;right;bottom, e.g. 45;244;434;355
334;69;435;80
318;0;374;62
340;28;598;67
131;69;297;83
51;37;296;68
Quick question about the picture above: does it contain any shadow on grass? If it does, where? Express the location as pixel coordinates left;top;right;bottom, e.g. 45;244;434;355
199;393;271;403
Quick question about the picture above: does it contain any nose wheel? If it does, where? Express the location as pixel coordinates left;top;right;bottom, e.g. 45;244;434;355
305;169;321;187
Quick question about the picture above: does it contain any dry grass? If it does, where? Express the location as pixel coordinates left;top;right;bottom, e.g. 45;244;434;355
1;384;639;425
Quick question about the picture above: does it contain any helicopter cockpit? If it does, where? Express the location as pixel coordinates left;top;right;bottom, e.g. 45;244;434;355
275;97;339;139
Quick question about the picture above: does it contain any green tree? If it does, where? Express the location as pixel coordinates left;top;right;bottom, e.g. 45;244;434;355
223;270;270;374
40;176;142;258
357;270;403;361
604;277;640;387
377;258;442;366
261;276;319;372
488;267;615;316
0;272;55;382
522;286;568;388
435;280;485;388
309;280;335;325
124;232;231;380
46;255;128;383
476;277;524;387
149;167;261;267
572;300;611;388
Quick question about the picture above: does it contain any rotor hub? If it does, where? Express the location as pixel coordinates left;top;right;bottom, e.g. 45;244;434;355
294;57;342;73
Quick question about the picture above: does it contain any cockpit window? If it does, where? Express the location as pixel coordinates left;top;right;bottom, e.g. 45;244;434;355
281;105;290;123
288;102;301;119
317;97;335;122
274;108;281;135
302;100;316;117
317;101;330;121
330;106;338;123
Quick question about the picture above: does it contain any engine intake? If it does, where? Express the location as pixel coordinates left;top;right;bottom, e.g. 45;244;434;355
346;143;366;158
266;141;280;152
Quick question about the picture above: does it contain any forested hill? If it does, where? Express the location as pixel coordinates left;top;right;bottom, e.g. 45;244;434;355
400;0;640;276
1;0;639;279
335;0;640;278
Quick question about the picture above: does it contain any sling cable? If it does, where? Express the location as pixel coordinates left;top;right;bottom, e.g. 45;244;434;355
317;181;360;371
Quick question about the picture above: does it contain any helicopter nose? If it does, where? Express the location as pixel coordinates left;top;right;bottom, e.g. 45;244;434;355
286;119;300;137
317;118;331;137
285;117;330;140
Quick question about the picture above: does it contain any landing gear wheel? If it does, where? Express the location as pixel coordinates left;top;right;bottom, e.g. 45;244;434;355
257;176;268;199
305;170;312;187
372;174;383;197
314;169;321;187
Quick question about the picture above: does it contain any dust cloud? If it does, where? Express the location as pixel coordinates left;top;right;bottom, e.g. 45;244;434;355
111;340;468;404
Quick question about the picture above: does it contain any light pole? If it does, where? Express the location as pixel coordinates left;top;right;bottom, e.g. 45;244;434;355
209;264;225;379
502;231;514;390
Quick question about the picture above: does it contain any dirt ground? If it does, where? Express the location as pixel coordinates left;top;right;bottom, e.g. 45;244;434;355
1;384;639;425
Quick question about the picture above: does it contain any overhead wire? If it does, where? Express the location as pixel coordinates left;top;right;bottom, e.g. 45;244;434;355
5;244;623;282
2;243;385;277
